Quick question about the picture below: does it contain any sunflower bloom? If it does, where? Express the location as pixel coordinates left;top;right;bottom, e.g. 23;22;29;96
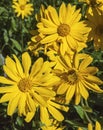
52;53;103;105
12;0;34;19
37;3;90;55
79;0;103;15
0;52;60;122
78;121;101;130
86;10;103;50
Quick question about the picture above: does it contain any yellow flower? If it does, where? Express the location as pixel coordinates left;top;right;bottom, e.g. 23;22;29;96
86;10;103;50
12;0;34;19
52;53;103;105
79;0;103;15
78;121;102;130
0;52;59;122
37;3;90;55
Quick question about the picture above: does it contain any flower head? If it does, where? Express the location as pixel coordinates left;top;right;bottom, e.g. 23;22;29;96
52;52;103;105
12;0;34;19
0;52;59;122
86;10;103;50
37;3;90;55
79;0;103;15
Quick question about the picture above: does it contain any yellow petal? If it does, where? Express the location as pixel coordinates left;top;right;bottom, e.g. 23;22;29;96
75;84;81;105
88;123;93;130
79;56;93;70
59;2;66;23
79;82;89;100
13;54;24;77
22;52;31;76
78;128;83;130
66;85;75;103
0;92;18;103
30;58;43;77
41;18;57;28
5;56;18;75
25;112;35;122
18;93;26;116
84;75;103;85
49;100;69;112
57;83;68;94
34;87;56;97
82;80;103;93
32;92;47;107
95;121;101;130
39;27;57;34
0;86;18;93
48;104;64;121
40;106;50;125
3;65;20;82
48;6;60;25
41;33;58;44
27;93;36;111
0;76;15;84
82;67;98;75
7;93;20;115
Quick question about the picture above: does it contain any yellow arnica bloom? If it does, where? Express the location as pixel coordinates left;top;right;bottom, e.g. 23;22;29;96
0;52;59;122
37;3;90;55
86;10;103;50
79;0;103;15
78;121;102;130
52;53;103;105
12;0;34;19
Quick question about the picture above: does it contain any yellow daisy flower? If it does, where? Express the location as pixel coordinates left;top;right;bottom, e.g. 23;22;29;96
86;10;103;50
37;2;90;55
78;121;101;130
0;52;59;122
12;0;34;19
79;0;103;15
52;53;103;105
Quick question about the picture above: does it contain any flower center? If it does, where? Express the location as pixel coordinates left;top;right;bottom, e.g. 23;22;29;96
18;78;32;92
57;24;70;37
61;69;78;84
20;5;25;10
95;24;103;36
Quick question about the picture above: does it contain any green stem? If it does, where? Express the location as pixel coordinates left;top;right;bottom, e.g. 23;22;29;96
20;19;24;52
81;98;92;123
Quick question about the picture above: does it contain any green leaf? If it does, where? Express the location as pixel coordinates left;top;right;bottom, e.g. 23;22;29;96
0;7;8;15
10;38;22;52
74;105;85;120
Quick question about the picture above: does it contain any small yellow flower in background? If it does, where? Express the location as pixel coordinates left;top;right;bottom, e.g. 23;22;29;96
78;121;101;130
52;52;103;105
79;0;103;15
36;2;90;55
0;52;60;122
12;0;34;19
86;9;103;50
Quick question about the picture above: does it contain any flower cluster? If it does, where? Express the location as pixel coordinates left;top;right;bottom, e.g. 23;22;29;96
0;0;103;129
